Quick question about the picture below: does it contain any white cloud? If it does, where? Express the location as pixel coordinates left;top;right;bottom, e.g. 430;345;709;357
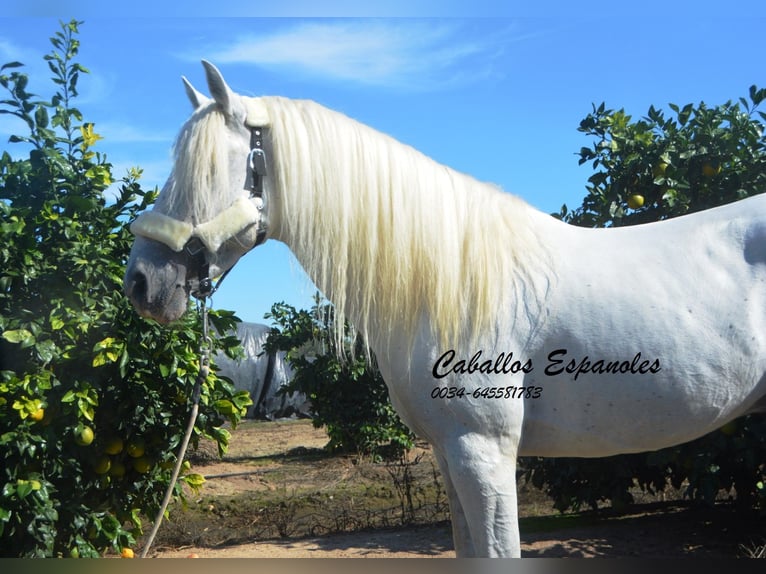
204;20;516;91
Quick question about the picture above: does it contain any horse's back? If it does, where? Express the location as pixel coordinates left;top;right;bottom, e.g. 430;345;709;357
376;194;766;458
517;193;766;456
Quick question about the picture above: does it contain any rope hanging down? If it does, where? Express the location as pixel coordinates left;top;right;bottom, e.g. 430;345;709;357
139;295;212;558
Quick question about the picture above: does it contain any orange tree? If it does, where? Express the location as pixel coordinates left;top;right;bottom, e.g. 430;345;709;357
0;21;250;557
521;86;766;512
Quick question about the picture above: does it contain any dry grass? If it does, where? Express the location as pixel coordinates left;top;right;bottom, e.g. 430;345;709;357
140;419;766;558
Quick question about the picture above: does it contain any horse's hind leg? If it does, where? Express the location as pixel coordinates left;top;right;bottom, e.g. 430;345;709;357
439;435;521;557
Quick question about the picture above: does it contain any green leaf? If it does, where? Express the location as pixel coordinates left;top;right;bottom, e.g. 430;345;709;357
182;473;206;494
14;479;39;499
2;329;35;346
677;103;694;126
92;337;116;351
35;339;57;364
118;348;130;378
0;61;24;71
35;105;49;129
213;399;236;416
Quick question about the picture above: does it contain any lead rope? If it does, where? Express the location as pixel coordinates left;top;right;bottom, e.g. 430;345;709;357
139;296;211;558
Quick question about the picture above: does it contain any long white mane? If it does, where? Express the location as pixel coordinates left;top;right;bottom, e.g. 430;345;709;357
155;105;236;224
259;97;550;350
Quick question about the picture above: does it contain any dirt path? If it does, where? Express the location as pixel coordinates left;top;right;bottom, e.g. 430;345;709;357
152;503;760;558
147;420;765;559
154;523;453;558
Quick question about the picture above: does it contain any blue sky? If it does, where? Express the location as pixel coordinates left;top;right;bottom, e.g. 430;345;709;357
2;3;765;325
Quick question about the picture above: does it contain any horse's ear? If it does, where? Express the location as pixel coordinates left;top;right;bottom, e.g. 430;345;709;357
201;60;234;117
182;76;210;110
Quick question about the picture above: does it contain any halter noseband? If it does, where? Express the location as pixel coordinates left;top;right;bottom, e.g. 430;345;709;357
129;123;269;299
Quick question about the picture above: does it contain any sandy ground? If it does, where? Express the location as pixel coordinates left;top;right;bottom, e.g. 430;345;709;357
152;504;753;558
146;420;764;559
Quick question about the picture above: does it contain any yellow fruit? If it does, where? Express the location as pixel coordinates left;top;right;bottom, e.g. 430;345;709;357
126;439;145;458
652;161;669;178
120;548;134;559
29;408;45;422
104;437;124;455
702;163;721;177
93;456;111;475
132;456;152;474
75;426;95;446
627;194;645;209
110;460;126;478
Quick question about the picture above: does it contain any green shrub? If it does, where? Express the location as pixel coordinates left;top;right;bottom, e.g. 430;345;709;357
264;295;414;461
0;20;251;557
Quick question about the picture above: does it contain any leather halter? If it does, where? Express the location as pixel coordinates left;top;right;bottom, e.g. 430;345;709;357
244;125;268;245
129;124;269;299
188;125;268;298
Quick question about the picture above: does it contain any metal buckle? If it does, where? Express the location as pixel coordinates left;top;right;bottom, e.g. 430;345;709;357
184;236;206;256
248;148;267;176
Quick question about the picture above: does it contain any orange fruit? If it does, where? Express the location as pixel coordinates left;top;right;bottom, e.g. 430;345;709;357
120;548;134;559
702;163;721;177
132;456;152;474
29;408;45;422
93;456;111;475
104;437;124;455
75;426;94;446
627;194;645;209
126;438;145;458
652;161;669;178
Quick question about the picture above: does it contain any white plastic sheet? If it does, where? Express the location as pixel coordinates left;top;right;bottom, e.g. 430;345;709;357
215;322;310;419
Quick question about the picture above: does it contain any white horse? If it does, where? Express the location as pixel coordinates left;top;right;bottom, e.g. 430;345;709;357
124;61;766;557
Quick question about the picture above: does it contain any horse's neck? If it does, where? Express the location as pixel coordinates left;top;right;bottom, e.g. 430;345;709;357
267;96;553;351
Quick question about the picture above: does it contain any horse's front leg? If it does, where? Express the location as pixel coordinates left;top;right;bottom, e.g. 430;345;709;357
433;451;475;556
439;433;522;557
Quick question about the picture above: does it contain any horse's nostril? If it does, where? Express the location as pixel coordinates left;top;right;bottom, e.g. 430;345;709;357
126;269;148;305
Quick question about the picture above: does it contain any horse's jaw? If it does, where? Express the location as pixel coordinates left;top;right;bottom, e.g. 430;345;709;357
124;239;191;324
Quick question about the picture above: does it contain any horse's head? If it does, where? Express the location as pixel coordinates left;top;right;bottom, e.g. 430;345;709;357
124;61;273;323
